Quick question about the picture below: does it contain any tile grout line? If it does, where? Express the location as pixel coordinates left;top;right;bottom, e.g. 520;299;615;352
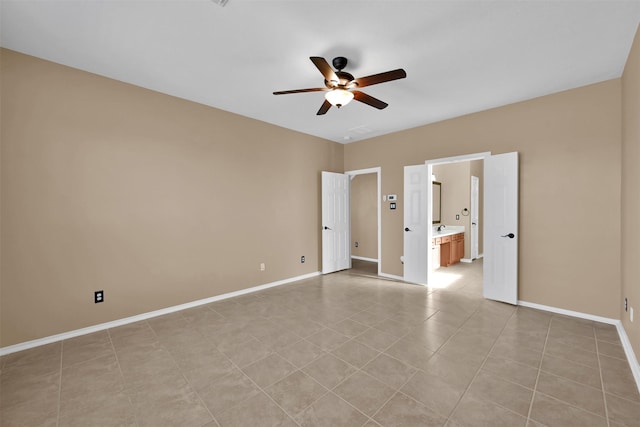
106;327;140;427
56;341;63;427
595;332;611;427
524;312;552;427
364;302;492;423
209;334;304;426
441;304;522;425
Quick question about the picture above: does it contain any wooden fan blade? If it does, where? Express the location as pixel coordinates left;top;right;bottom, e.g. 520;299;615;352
353;91;388;110
273;87;328;95
317;100;332;115
310;57;339;84
355;69;406;88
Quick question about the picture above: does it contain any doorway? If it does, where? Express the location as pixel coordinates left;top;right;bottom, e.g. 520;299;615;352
346;167;381;276
429;158;484;289
403;152;519;305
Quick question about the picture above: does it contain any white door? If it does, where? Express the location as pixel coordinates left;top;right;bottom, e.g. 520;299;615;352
471;175;479;260
322;171;351;274
483;152;518;304
403;165;429;285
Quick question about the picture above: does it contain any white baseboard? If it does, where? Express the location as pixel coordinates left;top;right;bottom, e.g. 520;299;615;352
378;272;404;281
351;256;378;263
0;271;321;356
460;258;472;263
519;300;640;393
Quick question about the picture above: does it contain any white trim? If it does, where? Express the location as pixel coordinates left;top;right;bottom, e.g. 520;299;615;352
351;256;378;263
519;300;640;393
616;322;640;394
518;300;618;324
425;151;492;166
345;167;382;277
0;271;321;356
378;272;404;281
460;258;473;263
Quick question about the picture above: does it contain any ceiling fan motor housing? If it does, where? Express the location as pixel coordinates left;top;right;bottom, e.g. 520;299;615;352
332;56;348;71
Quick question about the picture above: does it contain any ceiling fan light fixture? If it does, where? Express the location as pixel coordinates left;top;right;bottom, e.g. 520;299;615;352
325;89;354;108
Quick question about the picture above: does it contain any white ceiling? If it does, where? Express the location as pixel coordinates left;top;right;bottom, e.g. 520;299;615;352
2;1;640;143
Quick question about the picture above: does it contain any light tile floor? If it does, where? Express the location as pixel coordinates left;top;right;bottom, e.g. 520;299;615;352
1;260;639;426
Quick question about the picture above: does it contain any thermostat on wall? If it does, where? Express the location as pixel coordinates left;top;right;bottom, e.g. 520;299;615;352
388;194;397;201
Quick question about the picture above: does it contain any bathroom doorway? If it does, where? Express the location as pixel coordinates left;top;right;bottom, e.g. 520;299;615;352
404;152;519;304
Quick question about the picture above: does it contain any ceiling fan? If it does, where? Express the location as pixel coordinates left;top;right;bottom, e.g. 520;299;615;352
273;56;407;115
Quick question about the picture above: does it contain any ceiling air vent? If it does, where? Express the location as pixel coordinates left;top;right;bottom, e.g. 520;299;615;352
211;0;228;7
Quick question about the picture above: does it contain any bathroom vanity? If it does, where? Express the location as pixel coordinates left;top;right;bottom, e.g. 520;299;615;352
432;227;465;268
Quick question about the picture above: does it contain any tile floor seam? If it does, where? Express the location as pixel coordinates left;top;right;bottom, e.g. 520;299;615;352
295;386;373;427
442;304;520;425
367;367;423;422
56;340;63;427
524;309;552;426
180;366;220;427
595;336;612;427
202;345;274;418
533;389;610;422
106;328;139;427
230;354;307;426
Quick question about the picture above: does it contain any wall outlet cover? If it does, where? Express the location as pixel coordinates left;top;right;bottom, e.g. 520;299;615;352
94;290;104;304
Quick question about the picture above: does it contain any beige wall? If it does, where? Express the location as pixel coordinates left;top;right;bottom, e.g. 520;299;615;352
345;79;622;319
351;174;378;260
621;26;640;358
0;50;344;347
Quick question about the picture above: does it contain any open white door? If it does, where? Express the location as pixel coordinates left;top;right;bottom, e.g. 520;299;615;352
403;165;429;285
483;152;518;304
322;171;351;274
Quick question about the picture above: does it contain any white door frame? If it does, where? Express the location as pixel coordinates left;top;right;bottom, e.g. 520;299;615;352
345;167;382;276
425;152;491;283
471;175;480;260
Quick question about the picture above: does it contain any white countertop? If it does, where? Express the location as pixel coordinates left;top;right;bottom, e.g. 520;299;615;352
432;226;465;238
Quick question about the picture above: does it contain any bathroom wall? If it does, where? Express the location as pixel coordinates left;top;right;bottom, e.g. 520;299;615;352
433;162;471;258
432;161;483;260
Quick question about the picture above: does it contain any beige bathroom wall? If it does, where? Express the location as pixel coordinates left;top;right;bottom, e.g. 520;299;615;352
345;79;622;319
0;49;343;347
621;25;640;358
351;174;378;260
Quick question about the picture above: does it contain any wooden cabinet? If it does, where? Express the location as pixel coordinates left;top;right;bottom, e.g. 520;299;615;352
433;232;464;267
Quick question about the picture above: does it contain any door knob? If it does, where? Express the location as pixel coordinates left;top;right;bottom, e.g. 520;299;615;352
501;233;515;239
404;227;411;232
323;226;332;230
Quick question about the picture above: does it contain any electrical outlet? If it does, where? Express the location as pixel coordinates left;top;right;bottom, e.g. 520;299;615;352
456;214;460;220
355;241;359;248
94;290;104;304
625;297;628;312
301;256;305;263
260;263;265;271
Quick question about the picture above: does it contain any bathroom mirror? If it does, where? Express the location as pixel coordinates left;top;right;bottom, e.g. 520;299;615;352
432;181;441;224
